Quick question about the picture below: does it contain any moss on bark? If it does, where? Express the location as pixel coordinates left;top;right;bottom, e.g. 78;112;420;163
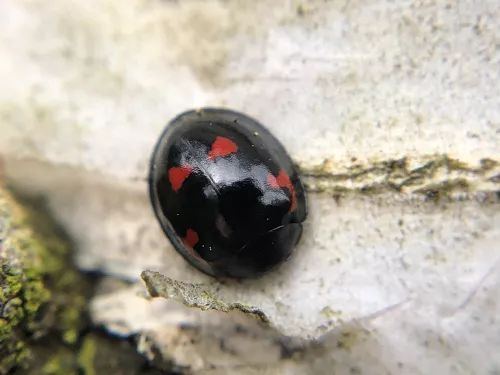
0;173;88;374
0;166;176;375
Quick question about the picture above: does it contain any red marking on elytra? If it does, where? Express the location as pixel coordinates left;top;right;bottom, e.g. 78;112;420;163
183;228;199;248
208;136;238;160
169;166;193;192
267;170;297;213
182;229;210;265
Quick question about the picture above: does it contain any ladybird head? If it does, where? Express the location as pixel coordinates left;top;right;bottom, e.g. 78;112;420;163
216;223;303;278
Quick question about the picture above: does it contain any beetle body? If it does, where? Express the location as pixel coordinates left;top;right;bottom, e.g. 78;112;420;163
149;108;307;278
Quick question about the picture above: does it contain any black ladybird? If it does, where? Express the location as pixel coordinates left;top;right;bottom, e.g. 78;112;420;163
148;108;307;278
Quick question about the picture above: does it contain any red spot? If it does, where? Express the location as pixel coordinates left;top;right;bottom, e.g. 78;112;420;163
182;229;209;265
183;228;199;248
169;166;193;192
208;137;238;160
267;170;297;213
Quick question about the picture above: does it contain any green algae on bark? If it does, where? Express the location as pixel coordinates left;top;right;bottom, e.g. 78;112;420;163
0;176;88;374
299;155;500;198
141;270;269;324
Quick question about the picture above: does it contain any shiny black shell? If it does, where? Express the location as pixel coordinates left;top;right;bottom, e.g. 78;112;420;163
148;108;307;279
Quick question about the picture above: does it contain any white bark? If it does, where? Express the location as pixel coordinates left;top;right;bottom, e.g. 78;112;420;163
1;0;499;373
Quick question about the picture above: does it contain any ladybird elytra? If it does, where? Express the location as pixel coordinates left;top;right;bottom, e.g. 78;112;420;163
148;108;308;279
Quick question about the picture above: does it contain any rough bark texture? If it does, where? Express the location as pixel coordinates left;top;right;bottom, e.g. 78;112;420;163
0;169;170;374
0;167;88;373
1;0;499;373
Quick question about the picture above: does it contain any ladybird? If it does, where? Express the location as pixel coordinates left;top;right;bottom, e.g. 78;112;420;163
148;108;307;278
